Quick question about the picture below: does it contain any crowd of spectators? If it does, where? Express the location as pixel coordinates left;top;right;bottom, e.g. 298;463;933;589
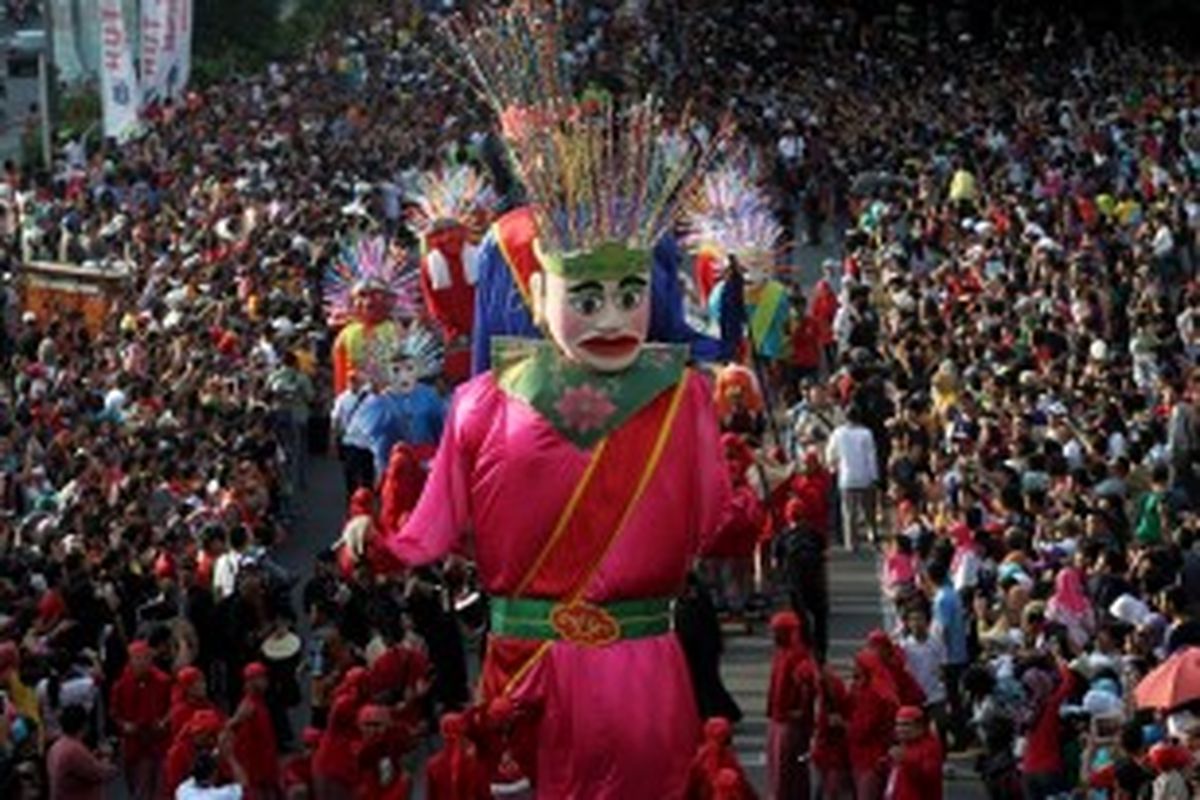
0;0;1194;798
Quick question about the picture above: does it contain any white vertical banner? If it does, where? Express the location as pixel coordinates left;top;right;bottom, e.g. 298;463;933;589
139;0;170;106
99;0;140;140
174;0;194;99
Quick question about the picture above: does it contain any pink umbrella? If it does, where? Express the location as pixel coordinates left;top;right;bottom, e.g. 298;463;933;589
1135;647;1200;710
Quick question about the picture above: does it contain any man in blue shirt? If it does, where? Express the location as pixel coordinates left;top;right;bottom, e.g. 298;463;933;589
928;559;969;751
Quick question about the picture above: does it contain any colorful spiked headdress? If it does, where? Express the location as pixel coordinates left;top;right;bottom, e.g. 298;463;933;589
683;164;784;268
405;164;498;236
322;235;420;327
441;2;724;281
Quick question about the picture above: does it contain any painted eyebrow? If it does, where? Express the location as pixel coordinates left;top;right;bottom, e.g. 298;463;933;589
567;281;604;294
618;276;648;288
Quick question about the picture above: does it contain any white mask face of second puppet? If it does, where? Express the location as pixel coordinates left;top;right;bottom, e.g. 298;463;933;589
394;359;417;393
532;269;651;373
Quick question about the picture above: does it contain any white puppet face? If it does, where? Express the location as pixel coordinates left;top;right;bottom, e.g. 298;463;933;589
531;269;651;372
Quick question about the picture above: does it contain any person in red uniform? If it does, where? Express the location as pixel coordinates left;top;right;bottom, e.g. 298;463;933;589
885;706;943;800
866;630;926;708
170;666;222;741
313;666;371;800
425;711;489;800
848;649;900;800
684;717;758;800
765;611;818;800
229;661;281;799
468;696;533;797
110;640;173;800
355;705;411;800
812;663;851;800
283;727;322;800
162;709;231;799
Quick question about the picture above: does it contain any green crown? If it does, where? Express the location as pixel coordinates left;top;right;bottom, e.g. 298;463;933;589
534;239;650;281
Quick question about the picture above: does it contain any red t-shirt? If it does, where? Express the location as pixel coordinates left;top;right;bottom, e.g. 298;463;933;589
1022;667;1076;775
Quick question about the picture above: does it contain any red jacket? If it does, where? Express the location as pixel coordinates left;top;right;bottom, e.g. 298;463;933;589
231;692;279;788
812;669;850;773
684;745;758;800
314;690;364;784
109;665;172;762
887;732;943;800
356;734;412;800
1023;667;1076;775
767;644;817;727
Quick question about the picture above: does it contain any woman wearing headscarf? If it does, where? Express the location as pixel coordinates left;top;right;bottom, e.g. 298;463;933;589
847;649;900;800
812;663;851;800
424;712;488;800
1047;566;1096;654
765;611;817;800
313;666;371;800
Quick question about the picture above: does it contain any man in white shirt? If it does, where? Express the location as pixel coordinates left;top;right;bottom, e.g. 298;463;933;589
825;406;879;550
175;753;243;800
899;606;949;750
329;369;376;498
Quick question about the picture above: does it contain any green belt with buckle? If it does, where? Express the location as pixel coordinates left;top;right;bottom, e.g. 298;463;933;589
490;596;674;646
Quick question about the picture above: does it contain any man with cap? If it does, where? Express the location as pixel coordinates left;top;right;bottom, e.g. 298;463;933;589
229;662;281;799
425;712;488;800
171;666;223;741
355;704;412;800
110;639;173;800
163;709;232;799
684;718;757;799
885;706;943;800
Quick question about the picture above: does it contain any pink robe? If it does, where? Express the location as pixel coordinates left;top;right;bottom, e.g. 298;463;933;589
387;370;733;799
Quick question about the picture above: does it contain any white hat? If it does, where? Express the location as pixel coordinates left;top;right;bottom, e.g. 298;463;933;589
1110;594;1151;628
261;629;302;661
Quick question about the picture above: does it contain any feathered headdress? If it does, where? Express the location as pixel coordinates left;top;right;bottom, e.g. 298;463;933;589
322;235;420;327
400;322;445;380
683;164;783;267
405;165;498;236
442;1;726;280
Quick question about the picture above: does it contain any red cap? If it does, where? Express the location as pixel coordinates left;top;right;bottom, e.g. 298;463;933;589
896;706;925;723
176;666;204;689
770;610;801;631
357;704;390;728
153;553;177;580
783;499;804;525
440;712;467;738
703;717;732;744
37;590;66;622
242;662;268;681
302;726;323;747
128;640;153;658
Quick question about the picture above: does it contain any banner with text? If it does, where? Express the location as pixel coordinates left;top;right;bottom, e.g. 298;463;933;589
140;0;194;106
100;0;140;141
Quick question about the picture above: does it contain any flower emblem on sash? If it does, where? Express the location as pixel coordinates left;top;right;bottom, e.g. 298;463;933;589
554;384;616;434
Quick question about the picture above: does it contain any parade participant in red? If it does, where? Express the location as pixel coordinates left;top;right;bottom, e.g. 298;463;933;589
765;611;817;800
812;664;851;800
355;705;412;800
162;710;229;800
848;649;901;800
885;706;943;800
283;727;322;800
866;630;926;708
471;696;534;797
110;639;173;800
378;444;426;536
684;718;758;800
229;662;281;799
170;666;222;741
336;488;379;580
405;166;498;383
425;712;489;800
314;666;371;800
367;635;430;737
